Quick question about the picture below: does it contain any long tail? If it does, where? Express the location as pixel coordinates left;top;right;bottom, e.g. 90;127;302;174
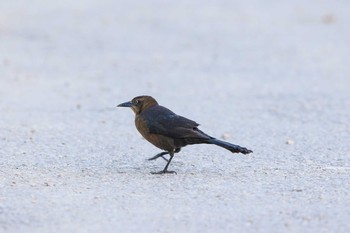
208;138;252;154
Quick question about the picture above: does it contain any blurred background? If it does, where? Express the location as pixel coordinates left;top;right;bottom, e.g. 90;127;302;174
0;0;349;232
1;0;348;107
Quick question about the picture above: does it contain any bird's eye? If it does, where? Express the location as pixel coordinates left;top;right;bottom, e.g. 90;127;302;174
134;100;140;105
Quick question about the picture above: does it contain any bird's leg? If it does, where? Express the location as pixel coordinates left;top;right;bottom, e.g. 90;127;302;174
151;150;177;174
147;151;169;161
147;148;181;162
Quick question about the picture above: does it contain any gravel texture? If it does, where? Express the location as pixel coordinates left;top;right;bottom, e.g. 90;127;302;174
1;1;350;232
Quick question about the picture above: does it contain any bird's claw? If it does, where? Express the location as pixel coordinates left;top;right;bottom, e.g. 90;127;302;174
151;170;177;175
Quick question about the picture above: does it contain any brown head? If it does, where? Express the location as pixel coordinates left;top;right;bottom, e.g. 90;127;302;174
117;95;158;114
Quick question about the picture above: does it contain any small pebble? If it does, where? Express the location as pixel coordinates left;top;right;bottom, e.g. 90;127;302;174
221;133;231;140
323;14;336;24
286;139;294;145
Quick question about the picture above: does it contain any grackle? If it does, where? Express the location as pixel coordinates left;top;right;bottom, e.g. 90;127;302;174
117;96;252;174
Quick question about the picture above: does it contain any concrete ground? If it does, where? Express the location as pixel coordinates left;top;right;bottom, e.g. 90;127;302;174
0;0;349;232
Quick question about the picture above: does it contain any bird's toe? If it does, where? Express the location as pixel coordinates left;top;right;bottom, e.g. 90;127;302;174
151;170;177;175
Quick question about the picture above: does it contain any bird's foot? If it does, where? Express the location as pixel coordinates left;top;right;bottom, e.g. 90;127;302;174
147;152;169;161
151;170;177;175
148;155;169;162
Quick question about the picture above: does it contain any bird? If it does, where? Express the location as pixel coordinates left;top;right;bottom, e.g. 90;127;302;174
117;95;252;174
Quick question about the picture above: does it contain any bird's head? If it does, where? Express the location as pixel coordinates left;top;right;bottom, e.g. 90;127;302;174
117;95;158;114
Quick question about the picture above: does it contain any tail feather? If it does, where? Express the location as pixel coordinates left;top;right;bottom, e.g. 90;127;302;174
208;138;252;154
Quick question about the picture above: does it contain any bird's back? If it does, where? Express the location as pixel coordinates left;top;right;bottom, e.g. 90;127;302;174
135;105;213;149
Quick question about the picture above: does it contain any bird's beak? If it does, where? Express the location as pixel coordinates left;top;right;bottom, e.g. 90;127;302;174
117;101;133;107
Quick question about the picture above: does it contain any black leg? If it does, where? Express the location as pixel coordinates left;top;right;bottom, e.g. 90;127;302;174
147;148;181;161
148;151;169;161
151;150;177;174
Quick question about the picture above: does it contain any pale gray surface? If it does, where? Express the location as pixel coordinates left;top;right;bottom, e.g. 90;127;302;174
0;0;350;232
